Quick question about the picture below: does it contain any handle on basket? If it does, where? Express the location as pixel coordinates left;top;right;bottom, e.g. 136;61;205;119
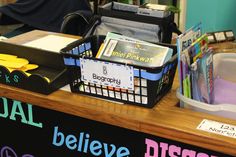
170;22;182;35
60;10;93;36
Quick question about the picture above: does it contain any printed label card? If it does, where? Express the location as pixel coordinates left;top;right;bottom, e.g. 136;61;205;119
80;58;134;90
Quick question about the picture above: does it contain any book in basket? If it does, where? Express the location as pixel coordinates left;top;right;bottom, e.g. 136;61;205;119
96;37;172;67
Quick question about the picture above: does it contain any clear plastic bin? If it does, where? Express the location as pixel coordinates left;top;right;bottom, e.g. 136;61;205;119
176;53;236;120
214;53;236;83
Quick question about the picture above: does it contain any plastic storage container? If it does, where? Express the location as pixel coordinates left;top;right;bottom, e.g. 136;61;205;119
61;35;177;108
91;2;179;44
177;53;236;120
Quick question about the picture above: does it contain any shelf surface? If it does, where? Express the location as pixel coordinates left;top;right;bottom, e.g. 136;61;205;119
1;30;236;156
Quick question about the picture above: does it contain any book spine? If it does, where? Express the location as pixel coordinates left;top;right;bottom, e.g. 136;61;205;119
206;51;214;104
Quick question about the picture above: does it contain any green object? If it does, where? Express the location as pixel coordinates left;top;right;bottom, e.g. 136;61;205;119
167;5;180;13
118;0;133;4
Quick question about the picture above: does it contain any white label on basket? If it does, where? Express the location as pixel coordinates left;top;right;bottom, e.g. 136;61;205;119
80;58;134;90
197;119;236;139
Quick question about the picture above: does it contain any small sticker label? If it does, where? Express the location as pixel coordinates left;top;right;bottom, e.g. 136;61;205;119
80;58;134;90
214;32;226;41
226;31;234;37
197;119;236;139
103;39;118;57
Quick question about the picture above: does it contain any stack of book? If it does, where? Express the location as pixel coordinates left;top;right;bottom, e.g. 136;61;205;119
79;32;173;102
96;32;173;68
137;3;170;17
177;23;214;104
118;0;159;5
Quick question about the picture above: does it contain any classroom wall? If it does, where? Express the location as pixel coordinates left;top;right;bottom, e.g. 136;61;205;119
186;0;236;34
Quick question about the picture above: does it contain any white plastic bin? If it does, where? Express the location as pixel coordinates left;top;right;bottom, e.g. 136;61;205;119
214;53;236;83
176;89;236;120
177;53;236;120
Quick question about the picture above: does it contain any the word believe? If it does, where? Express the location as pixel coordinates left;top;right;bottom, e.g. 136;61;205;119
52;126;130;157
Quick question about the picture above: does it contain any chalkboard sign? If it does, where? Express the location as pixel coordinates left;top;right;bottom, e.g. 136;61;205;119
0;97;232;157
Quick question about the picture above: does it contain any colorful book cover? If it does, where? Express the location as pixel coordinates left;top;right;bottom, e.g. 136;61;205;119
188;34;209;64
176;22;202;98
97;38;172;67
191;49;214;104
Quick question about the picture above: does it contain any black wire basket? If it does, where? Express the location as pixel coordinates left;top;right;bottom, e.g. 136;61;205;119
60;35;177;108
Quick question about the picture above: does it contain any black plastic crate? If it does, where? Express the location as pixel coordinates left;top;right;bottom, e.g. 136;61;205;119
0;41;69;95
97;2;177;44
60;35;177;108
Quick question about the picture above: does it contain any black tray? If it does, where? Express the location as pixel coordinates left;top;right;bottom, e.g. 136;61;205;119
0;41;69;94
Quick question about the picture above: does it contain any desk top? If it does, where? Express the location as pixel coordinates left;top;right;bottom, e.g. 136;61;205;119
4;30;81;45
1;30;236;156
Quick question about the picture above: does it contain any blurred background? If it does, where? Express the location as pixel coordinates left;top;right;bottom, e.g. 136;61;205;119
1;0;236;36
